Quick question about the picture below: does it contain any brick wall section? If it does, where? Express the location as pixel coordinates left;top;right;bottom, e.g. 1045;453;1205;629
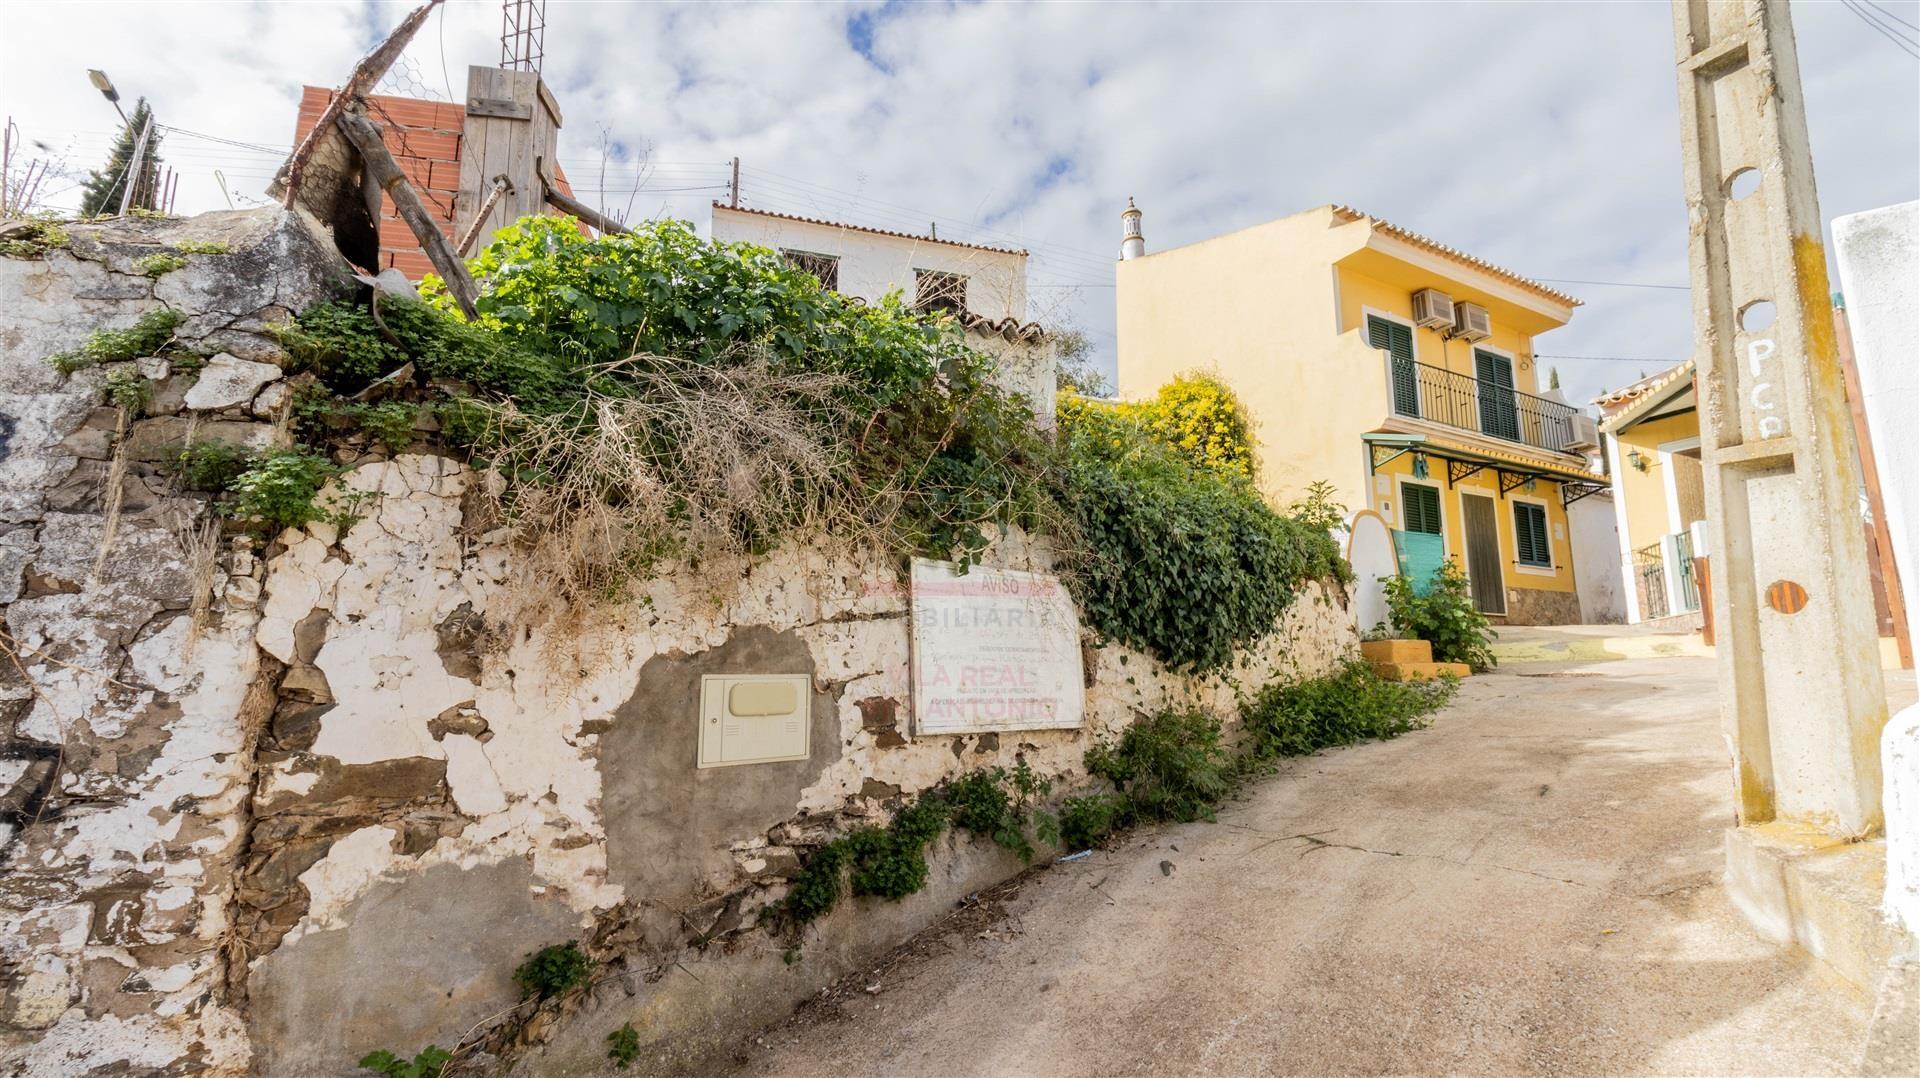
293;86;578;280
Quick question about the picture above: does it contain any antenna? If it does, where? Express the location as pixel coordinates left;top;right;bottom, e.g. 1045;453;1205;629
501;0;546;73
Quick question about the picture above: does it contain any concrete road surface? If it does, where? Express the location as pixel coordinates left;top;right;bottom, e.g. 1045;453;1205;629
729;656;1900;1077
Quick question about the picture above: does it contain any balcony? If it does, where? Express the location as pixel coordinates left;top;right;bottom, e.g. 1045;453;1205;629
1387;357;1585;456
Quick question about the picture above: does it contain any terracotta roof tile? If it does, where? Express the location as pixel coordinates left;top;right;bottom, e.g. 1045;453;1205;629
713;202;1028;257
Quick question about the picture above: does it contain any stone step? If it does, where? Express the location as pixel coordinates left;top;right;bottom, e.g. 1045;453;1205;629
1370;660;1472;682
1361;638;1433;664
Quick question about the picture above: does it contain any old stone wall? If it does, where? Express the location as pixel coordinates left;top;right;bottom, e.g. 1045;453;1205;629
0;209;1360;1076
0;208;352;1073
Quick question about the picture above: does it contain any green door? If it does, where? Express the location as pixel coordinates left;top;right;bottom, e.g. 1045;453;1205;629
1368;316;1419;417
1475;350;1518;441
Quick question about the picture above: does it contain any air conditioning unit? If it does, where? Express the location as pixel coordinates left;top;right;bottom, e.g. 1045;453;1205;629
1562;411;1600;453
1449;301;1492;342
1410;288;1455;330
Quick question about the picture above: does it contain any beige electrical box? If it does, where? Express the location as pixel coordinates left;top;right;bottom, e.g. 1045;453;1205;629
697;674;811;769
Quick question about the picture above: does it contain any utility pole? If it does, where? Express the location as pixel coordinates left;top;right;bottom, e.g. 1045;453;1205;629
116;109;155;215
729;156;740;208
1670;0;1886;844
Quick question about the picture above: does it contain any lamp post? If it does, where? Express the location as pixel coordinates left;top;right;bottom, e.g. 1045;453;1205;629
88;69;152;215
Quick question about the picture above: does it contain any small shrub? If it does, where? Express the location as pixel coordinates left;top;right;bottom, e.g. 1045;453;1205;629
48;308;183;374
1286;480;1347;533
777;840;851;927
513;942;592;1000
173;440;251;493
1085;709;1234;825
134;252;187;277
357;1046;450;1078
1058;792;1127;850
847;796;950;900
105;369;151;412
606;1023;640;1069
227;448;353;532
1243;658;1455;759
1382;561;1498;671
351;400;420;452
943;764;1053;861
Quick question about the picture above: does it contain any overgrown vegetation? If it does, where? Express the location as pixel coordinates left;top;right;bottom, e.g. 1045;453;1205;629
47;308;181;374
104;368;150;412
1241;658;1456;759
357;1045;450;1078
512;942;592;1000
1053;394;1347;671
175;239;229;255
270;213;1343;653
769;764;1061;932
1381;561;1499;671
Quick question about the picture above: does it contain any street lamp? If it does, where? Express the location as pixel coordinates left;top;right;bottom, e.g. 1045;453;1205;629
87;69;128;125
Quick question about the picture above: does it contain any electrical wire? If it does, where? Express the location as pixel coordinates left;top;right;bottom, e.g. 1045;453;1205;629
1866;0;1920;33
1842;0;1920;58
1533;277;1690;291
1536;354;1690;364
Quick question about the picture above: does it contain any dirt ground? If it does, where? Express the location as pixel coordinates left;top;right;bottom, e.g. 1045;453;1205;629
725;656;1906;1077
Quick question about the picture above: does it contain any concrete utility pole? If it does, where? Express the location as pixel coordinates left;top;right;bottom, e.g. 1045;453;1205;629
1670;0;1887;838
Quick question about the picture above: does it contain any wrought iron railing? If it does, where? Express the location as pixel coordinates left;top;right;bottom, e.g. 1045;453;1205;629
1633;542;1670;620
1388;358;1582;455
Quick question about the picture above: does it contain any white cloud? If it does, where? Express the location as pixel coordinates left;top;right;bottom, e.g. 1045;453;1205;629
3;0;1914;407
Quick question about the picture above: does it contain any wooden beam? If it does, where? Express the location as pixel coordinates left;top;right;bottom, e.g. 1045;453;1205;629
336;107;479;319
538;159;629;236
456;175;514;257
276;0;443;206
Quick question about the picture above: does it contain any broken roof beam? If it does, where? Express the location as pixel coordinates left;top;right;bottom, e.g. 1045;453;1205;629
337;106;480;318
274;0;443;207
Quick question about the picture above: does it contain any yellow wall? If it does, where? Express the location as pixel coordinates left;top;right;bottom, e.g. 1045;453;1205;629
1335;267;1544;392
1116;209;1388;514
1609;410;1701;556
1115;203;1581;604
1371;454;1578;597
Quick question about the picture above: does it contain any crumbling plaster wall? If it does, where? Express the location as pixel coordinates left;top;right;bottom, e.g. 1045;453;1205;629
1;207;1361;1076
239;452;1358;1073
0;208;352;1075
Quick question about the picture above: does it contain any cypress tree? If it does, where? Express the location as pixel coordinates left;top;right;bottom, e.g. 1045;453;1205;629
79;98;164;216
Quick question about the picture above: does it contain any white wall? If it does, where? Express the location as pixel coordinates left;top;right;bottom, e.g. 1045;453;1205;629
1567;493;1627;624
712;206;1028;321
1833;201;1919;935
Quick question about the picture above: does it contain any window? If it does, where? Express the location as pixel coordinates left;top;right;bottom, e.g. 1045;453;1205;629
1475;349;1519;441
1513;502;1551;567
781;249;839;291
1401;482;1442;536
1367;315;1418;417
914;269;968;315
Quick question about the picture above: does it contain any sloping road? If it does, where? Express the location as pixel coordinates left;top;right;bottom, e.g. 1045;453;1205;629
731;656;1902;1077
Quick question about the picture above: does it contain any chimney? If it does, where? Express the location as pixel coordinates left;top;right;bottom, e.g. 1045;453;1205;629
1120;197;1145;260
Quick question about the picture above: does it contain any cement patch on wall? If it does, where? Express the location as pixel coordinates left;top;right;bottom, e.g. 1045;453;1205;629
246;859;580;1076
600;626;840;939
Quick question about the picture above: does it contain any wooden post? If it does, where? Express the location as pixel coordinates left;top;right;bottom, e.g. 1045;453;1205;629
457;65;563;253
1836;304;1912;669
277;0;442;206
540;161;628;236
337;107;480;319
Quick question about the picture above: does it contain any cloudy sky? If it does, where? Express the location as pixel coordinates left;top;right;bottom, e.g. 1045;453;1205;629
5;0;1916;407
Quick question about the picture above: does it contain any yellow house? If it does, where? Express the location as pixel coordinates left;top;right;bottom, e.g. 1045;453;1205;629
1594;361;1706;626
1115;203;1605;625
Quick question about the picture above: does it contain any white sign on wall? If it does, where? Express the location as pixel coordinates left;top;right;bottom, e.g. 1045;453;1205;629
909;558;1085;735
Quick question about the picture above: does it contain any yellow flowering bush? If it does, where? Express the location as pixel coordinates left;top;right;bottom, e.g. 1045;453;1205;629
1056;373;1255;480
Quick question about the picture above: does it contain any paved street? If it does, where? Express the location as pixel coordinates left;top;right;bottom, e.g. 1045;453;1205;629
732;656;1909;1077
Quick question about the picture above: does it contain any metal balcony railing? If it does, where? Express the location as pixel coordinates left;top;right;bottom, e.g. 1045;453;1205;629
1387;357;1582;455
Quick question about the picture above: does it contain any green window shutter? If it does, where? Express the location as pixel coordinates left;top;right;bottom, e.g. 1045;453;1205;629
1514;503;1550;566
1403;483;1441;536
1475;350;1519;441
1369;316;1419;416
